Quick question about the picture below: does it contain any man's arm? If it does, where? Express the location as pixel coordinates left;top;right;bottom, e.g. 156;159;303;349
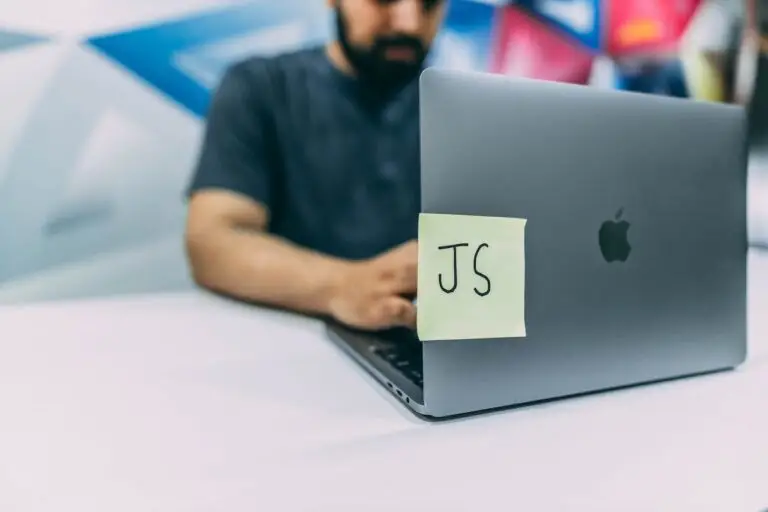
185;189;351;315
185;189;417;327
184;61;416;328
184;61;347;314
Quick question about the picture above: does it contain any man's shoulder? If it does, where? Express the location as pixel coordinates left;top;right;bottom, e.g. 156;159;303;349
225;45;327;85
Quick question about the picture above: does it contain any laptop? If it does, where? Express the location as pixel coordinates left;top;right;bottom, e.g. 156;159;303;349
326;67;748;419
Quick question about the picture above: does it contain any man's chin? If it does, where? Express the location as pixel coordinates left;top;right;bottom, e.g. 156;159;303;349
366;75;419;94
375;64;422;84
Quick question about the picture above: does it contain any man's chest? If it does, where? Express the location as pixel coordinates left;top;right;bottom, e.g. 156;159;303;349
273;95;422;211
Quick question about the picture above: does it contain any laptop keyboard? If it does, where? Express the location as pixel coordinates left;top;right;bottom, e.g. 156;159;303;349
372;330;424;387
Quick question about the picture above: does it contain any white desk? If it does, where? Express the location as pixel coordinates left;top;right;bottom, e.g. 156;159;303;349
1;250;767;512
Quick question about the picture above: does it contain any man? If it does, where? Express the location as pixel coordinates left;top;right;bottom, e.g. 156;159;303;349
185;0;446;330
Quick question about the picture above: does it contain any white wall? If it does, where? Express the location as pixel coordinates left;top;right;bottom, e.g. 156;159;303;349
0;0;763;303
0;0;329;302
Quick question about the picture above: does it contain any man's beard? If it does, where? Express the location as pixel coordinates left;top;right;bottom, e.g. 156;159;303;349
335;6;427;94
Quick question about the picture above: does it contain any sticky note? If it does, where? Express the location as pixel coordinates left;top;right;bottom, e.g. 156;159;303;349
417;213;527;341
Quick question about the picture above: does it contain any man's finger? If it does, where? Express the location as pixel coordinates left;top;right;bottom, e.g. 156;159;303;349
388;243;419;293
375;240;418;296
391;261;417;294
381;296;417;330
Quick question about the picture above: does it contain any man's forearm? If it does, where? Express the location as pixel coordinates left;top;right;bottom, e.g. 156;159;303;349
187;228;352;315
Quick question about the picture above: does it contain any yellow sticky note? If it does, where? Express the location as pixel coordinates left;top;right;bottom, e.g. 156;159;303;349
417;213;527;341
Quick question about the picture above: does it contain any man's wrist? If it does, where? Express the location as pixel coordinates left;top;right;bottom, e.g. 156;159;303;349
318;258;356;318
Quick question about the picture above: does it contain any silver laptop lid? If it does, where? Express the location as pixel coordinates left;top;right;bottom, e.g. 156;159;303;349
419;68;748;417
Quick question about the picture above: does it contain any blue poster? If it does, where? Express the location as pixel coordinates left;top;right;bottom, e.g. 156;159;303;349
429;0;497;72
87;0;330;118
615;58;690;98
520;0;602;52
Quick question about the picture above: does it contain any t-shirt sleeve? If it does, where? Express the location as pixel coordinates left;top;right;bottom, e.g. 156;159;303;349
187;61;277;208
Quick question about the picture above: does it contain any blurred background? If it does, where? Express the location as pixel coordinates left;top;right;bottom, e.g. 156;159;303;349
0;0;762;303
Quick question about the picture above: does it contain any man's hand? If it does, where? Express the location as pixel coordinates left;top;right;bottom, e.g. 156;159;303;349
329;241;418;330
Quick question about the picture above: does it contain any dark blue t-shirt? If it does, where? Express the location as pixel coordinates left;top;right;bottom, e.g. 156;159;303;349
188;46;421;260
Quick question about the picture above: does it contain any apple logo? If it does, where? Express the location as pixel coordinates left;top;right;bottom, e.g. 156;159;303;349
599;208;631;262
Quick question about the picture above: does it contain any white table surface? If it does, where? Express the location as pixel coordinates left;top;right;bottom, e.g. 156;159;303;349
1;250;767;512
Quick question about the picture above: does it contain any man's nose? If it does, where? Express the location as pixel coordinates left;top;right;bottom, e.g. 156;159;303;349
389;0;422;35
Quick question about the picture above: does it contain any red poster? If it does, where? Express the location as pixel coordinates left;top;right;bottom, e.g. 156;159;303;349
489;6;594;85
672;0;703;34
605;0;686;57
